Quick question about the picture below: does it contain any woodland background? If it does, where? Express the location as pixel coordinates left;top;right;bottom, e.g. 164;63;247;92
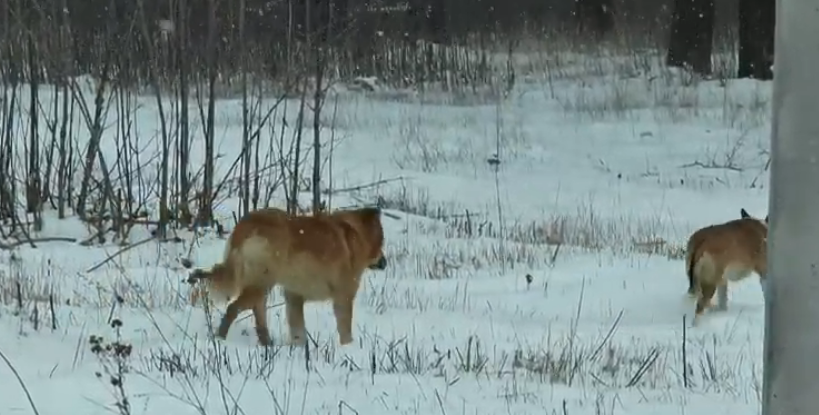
0;0;773;243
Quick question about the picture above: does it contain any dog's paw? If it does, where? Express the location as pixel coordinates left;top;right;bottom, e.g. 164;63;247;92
287;335;307;347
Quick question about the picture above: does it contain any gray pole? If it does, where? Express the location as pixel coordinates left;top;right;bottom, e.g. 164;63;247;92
762;0;819;413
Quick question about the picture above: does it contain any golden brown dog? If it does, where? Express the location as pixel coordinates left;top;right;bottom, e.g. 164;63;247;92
188;206;387;346
685;208;768;325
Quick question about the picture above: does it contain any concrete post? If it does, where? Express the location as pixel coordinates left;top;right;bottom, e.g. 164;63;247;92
761;0;819;413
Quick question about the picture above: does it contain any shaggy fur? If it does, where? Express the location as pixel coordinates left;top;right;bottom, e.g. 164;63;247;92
189;206;387;346
685;208;768;325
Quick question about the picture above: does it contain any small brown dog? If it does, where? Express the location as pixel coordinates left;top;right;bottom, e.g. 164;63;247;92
189;206;387;346
685;208;768;325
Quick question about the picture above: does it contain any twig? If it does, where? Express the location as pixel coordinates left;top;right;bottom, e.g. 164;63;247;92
679;160;743;172
235;302;285;325
380;211;402;221
750;156;772;188
0;236;77;251
625;347;660;387
683;314;690;388
322;177;405;195
548;240;563;266
566;276;586;387
589;310;624;362
0;347;41;415
85;236;156;273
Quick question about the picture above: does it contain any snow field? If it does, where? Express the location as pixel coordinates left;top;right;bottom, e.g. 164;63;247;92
0;45;770;414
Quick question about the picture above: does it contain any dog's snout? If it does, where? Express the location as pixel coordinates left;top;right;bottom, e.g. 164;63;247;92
370;256;388;270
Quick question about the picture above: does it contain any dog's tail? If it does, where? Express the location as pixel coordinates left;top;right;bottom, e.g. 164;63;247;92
685;239;704;296
186;268;210;285
187;262;238;306
187;269;213;306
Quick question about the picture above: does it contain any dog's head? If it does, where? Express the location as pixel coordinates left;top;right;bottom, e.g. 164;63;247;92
739;208;769;248
336;207;388;271
360;207;388;271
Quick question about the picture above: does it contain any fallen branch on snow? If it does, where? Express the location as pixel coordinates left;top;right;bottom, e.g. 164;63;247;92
0;237;78;251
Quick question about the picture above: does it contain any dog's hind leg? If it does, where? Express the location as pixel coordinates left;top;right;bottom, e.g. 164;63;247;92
687;273;697;297
693;283;717;326
715;283;728;311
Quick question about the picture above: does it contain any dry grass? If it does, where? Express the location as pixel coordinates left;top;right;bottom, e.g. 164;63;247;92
0;177;687;309
370;183;686;268
51;293;758;415
0;195;757;415
119;326;734;390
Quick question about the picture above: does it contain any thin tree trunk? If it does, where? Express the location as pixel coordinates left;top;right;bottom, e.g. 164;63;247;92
575;0;615;39
240;0;251;218
666;0;715;76
738;0;774;79
26;33;42;230
198;0;218;226
177;0;192;226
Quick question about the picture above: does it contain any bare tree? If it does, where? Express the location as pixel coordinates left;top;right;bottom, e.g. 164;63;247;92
175;0;193;227
26;32;43;231
135;0;172;239
574;0;615;39
196;0;219;226
0;0;19;226
310;0;328;215
737;0;774;80
240;0;252;218
74;10;115;220
666;0;715;76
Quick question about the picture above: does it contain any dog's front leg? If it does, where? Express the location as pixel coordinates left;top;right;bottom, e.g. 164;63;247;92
251;292;272;346
284;290;307;346
332;294;355;346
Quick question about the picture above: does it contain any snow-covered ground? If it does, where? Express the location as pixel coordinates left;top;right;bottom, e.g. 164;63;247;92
0;49;771;414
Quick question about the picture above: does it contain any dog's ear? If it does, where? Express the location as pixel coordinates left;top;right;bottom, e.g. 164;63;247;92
740;208;750;219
